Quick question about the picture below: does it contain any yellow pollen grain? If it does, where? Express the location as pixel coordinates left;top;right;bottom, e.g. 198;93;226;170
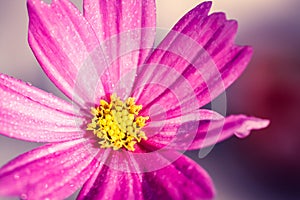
87;94;149;151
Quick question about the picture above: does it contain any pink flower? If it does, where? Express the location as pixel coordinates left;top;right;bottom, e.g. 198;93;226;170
0;0;269;199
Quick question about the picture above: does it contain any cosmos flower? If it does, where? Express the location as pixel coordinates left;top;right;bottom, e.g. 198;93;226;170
0;0;269;199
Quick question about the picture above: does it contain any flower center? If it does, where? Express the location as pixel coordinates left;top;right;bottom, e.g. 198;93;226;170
87;94;149;151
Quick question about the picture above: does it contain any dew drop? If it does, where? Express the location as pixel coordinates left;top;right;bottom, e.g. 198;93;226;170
48;147;55;153
13;174;20;180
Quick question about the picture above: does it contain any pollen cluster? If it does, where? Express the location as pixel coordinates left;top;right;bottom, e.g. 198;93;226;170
87;94;149;151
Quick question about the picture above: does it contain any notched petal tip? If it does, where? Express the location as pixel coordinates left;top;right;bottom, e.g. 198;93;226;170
226;19;238;31
245;45;254;56
184;1;212;19
237;44;253;55
200;1;212;9
237;45;254;66
27;0;48;8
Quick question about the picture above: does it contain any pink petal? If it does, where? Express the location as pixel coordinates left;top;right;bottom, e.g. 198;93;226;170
0;73;86;142
78;165;143;200
132;2;252;117
142;153;215;200
83;0;156;41
78;150;214;200
28;0;106;106
145;114;270;150
83;0;156;96
0;139;99;200
189;115;270;150
143;109;222;150
78;147;146;200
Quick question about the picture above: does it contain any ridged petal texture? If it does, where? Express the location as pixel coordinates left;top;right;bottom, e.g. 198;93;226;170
78;151;214;200
0;73;85;142
0;139;99;200
28;0;106;107
133;1;252;119
83;0;156;97
144;114;270;150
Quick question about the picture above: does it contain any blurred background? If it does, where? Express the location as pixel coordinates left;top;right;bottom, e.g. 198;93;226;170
1;0;299;199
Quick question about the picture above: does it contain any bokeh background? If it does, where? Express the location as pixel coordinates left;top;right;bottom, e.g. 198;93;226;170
1;0;300;199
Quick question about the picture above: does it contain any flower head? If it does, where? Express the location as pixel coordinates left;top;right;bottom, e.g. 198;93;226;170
0;0;269;199
87;94;149;151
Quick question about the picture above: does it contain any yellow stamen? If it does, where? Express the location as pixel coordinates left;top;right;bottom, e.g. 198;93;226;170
87;94;149;151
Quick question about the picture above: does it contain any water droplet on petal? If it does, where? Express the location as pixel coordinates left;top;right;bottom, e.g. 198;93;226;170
14;174;20;179
48;147;55;153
